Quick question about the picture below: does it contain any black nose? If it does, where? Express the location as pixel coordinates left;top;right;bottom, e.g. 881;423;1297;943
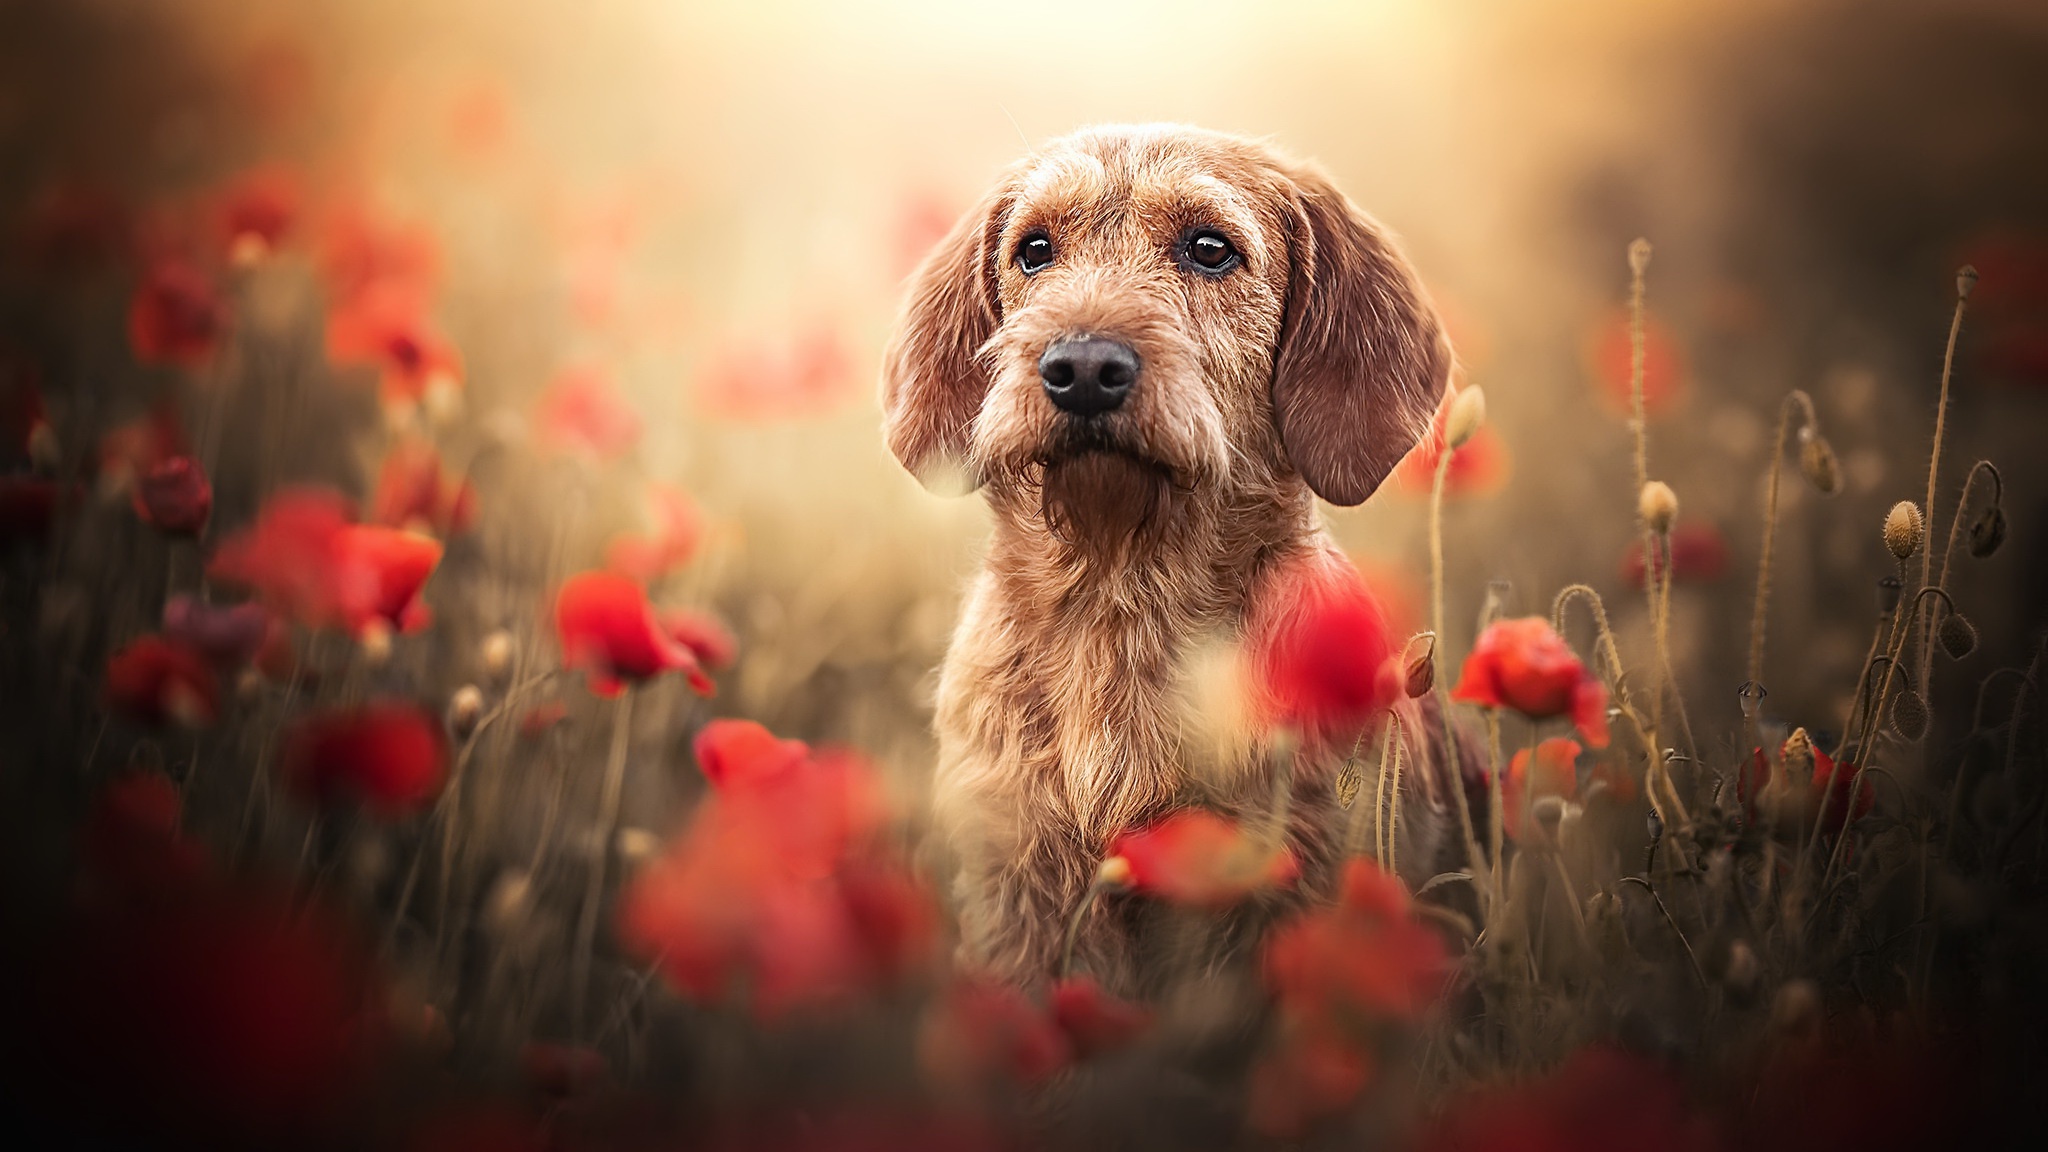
1039;337;1139;417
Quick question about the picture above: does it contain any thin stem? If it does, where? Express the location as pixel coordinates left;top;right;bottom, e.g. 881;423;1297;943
1486;710;1505;901
571;690;636;1044
1917;281;1973;668
1430;448;1485;903
1748;390;1819;691
1627;239;1651;496
1386;716;1407;875
1620;876;1707;989
1922;460;2001;692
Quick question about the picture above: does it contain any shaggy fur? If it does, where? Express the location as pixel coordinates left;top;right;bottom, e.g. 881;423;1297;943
882;124;1468;988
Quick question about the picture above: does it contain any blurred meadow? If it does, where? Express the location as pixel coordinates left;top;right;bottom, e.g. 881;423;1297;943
5;0;2048;1147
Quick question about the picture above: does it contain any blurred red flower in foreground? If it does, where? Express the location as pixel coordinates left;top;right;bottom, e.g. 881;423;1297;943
1588;307;1688;417
616;721;935;1018
128;259;227;367
283;702;448;816
104;634;220;729
213;164;300;263
208;487;441;637
36;886;385;1141
554;570;713;697
131;454;212;535
1247;1024;1379;1139
1251;557;1400;740
918;978;1072;1089
696;324;853;420
1394;390;1509;497
536;365;642;459
1050;976;1153;1058
372;438;476;536
1622;522;1730;588
664;609;738;671
1107;809;1299;908
1419;1046;1714;1152
325;282;463;411
77;771;212;903
606;482;703;581
1505;737;1582;841
1453;617;1611;748
318;202;441;303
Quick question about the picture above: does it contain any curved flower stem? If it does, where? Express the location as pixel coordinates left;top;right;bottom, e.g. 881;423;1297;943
1429;448;1486;909
1748;390;1819;694
1917;282;1972;678
1485;710;1505;902
1836;610;1895;759
1650;532;1701;781
1920;459;2001;693
1620;876;1706;989
1847;588;1952;765
571;689;635;1044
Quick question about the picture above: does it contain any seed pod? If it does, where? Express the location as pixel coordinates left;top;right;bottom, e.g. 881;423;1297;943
1883;501;1924;560
1445;386;1487;450
1628;237;1653;278
1891;687;1930;741
358;621;394;669
1646;805;1665;845
1586;889;1631;966
1797;426;1841;495
1638;480;1679;534
1968;503;2006;558
1779;727;1815;784
1877;575;1903;614
1957;264;1980;300
480;629;515;686
1097;856;1133;889
1722;940;1762;1000
1939;612;1978;660
447;685;484;739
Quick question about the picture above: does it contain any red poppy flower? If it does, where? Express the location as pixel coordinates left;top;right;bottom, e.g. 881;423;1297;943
128;259;226;367
131;454;212;535
1587;307;1688;417
1393;392;1509;497
916;978;1071;1088
696;323;853;420
317;202;440;304
1108;809;1299;908
1809;751;1872;835
605;483;702;581
1504;737;1582;841
1957;230;2048;388
1251;556;1400;739
208;488;440;637
1050;976;1153;1057
616;740;934;1019
371;438;476;535
554;570;710;697
163;595;271;668
663;609;738;670
1622;522;1730;589
535;366;641;459
1264;858;1447;1027
105;635;220;729
1419;1046;1714;1152
214;165;300;263
1452;617;1610;748
78;772;212;903
36;888;384;1139
1246;1024;1379;1139
324;281;463;410
282;702;447;815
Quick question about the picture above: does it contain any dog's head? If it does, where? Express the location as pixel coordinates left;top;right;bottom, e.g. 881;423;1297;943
882;125;1450;543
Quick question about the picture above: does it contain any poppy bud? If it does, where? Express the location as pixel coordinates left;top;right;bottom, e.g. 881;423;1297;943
1968;503;2006;558
1628;237;1653;279
1876;575;1903;614
1722;939;1761;999
447;684;484;739
1957;264;1979;300
1531;795;1566;840
1939;612;1978;660
1780;727;1815;784
1404;650;1434;698
1638;480;1678;535
1883;501;1923;560
1797;425;1840;495
359;620;393;668
1586;889;1630;966
1096;856;1133;889
617;827;661;865
132;455;213;536
1646;805;1665;845
1891;688;1929;741
480;628;514;685
1444;386;1486;450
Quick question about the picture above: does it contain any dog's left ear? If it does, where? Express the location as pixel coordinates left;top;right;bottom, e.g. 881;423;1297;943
880;179;1015;493
1271;165;1452;506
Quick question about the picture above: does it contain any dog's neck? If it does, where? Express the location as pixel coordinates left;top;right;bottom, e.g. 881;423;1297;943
974;468;1319;839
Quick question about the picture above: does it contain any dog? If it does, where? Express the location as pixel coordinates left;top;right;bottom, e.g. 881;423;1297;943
882;124;1469;989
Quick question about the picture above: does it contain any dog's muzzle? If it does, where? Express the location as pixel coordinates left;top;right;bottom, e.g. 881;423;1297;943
1038;337;1139;418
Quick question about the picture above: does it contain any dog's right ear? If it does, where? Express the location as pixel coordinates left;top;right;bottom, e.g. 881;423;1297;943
880;181;1014;494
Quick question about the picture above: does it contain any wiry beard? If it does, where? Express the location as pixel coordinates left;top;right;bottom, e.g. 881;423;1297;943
1027;427;1189;559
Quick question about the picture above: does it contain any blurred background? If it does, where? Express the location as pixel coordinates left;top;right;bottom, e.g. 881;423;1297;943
5;0;2048;1143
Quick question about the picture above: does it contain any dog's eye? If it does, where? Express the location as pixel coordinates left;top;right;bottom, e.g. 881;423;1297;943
1017;234;1055;275
1188;231;1236;270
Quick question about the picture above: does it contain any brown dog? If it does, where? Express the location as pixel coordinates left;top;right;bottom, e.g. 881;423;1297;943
882;124;1466;988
